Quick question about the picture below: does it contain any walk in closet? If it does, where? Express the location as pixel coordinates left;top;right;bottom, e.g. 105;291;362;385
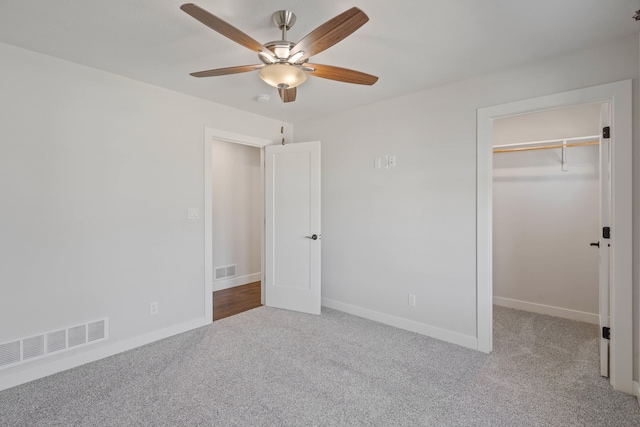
492;103;604;323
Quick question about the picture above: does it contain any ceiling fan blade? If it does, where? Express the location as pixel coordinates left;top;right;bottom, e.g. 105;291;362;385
181;3;273;57
289;7;369;61
190;64;264;78
305;64;378;85
278;87;297;103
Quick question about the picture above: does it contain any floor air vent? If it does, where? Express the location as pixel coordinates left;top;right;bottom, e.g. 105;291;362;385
0;318;108;370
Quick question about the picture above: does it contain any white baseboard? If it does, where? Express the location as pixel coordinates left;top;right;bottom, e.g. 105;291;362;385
213;273;261;292
321;298;478;350
0;317;208;392
494;296;599;324
633;381;640;404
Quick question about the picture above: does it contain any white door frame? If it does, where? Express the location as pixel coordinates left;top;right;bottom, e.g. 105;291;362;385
476;80;633;393
203;128;272;323
598;103;611;378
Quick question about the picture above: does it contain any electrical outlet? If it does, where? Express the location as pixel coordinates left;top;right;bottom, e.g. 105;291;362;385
388;155;396;167
408;294;416;307
150;301;158;315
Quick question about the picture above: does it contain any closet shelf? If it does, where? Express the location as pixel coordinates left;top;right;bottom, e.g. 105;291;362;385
493;140;598;153
492;135;601;171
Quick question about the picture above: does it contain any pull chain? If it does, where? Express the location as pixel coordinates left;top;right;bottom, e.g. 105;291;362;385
280;98;286;144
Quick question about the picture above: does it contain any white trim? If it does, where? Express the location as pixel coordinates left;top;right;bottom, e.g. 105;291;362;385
260;148;265;306
322;298;478;350
205;128;272;148
204;134;213;324
633;381;640;402
493;297;599;325
477;80;633;394
204;127;271;324
0;317;206;392
476;106;493;354
213;273;262;292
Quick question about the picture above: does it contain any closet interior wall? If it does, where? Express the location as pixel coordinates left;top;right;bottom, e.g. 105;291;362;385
492;103;603;322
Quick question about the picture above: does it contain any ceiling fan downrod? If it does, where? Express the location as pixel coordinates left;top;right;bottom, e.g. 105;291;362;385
272;10;296;41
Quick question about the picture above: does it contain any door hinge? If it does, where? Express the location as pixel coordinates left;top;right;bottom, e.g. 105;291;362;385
603;227;610;239
602;126;610;139
602;327;610;340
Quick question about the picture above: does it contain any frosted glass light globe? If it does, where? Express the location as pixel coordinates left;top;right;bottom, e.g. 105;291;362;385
259;64;307;89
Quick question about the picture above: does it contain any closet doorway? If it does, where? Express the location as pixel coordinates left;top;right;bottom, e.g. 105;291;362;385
476;80;633;393
491;103;612;373
492;103;603;326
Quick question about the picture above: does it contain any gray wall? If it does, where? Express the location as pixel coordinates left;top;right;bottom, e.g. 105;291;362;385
0;41;288;387
295;35;639;376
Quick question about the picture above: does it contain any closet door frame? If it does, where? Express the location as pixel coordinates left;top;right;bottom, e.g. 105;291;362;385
476;80;633;394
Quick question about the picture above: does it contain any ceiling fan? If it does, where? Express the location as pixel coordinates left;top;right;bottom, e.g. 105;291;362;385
180;3;378;103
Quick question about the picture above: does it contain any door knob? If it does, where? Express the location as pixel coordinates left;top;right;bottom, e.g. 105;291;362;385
590;242;600;247
305;234;319;240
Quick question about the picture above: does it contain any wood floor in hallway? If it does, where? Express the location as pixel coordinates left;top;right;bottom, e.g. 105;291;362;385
212;281;262;321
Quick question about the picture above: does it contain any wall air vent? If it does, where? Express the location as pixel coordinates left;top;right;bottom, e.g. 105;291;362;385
0;318;108;370
68;325;87;347
225;265;236;277
0;341;21;367
88;320;105;342
214;264;237;280
22;335;45;360
46;330;67;353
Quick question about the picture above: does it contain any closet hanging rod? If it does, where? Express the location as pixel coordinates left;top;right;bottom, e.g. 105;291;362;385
493;134;599;149
493;140;599;154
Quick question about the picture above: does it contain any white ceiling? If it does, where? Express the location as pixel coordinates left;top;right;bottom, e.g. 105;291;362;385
0;0;638;124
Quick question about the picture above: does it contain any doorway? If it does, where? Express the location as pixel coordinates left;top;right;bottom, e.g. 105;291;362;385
492;103;602;323
476;80;633;393
203;129;271;323
211;139;263;321
203;129;323;323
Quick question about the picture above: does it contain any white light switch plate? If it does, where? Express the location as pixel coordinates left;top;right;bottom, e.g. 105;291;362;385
188;208;200;219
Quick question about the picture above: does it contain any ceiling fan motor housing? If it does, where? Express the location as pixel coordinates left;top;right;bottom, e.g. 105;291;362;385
262;41;296;62
260;10;302;63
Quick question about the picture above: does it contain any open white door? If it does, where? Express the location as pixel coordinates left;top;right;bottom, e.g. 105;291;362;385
265;141;321;315
598;103;611;377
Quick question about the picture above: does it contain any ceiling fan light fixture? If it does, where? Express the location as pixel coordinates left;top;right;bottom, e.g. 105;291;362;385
259;64;307;89
274;45;290;59
258;51;276;64
287;51;305;63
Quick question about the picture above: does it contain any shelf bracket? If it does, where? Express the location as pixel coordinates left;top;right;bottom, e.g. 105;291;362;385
561;140;568;171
